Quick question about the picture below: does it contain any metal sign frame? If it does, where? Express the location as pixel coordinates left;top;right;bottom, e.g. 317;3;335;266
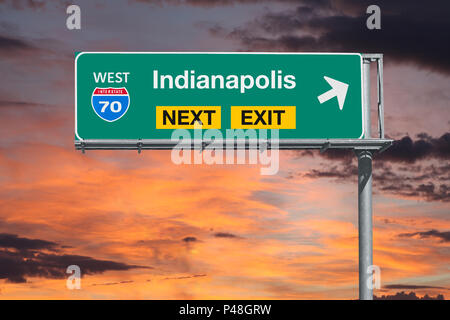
74;53;392;300
75;52;391;152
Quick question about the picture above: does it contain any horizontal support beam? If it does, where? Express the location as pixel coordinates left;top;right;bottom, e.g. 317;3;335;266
362;53;383;60
75;139;393;152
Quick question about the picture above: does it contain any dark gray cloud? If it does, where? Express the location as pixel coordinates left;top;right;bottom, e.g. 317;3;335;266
0;33;45;61
304;164;357;180
317;149;354;162
0;250;148;283
0;100;50;108
214;232;240;238
377;133;450;163
182;236;197;242
379;182;449;202
0;34;33;52
296;133;449;202
0;233;58;251
384;284;448;290
295;133;450;164
91;280;134;286
209;0;450;73
302;133;450;164
0;233;149;283
374;291;445;300
398;229;450;243
303;162;449;202
163;274;206;280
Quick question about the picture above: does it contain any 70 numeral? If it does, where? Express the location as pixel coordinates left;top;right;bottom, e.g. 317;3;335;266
99;100;122;113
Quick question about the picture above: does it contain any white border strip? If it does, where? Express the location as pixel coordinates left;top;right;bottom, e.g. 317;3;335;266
74;52;364;141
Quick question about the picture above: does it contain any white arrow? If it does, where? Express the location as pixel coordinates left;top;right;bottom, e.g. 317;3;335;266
317;76;349;110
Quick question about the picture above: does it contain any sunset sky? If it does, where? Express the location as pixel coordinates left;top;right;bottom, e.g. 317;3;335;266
0;0;448;299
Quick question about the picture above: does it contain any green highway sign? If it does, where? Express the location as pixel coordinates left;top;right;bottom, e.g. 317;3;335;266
75;52;365;144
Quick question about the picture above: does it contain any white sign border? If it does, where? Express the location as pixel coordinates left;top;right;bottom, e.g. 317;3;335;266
75;52;365;141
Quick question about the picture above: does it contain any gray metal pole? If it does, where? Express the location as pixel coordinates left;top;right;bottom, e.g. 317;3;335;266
358;59;373;300
358;150;373;300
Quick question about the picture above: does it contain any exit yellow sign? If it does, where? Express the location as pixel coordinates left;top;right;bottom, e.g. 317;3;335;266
156;106;221;129
231;106;296;129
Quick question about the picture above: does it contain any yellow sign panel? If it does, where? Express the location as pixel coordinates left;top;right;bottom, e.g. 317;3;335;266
230;106;296;129
156;106;221;129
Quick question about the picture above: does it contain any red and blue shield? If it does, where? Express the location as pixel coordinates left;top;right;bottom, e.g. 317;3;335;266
91;87;130;122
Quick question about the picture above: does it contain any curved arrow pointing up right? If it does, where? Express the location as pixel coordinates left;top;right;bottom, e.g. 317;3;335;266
317;76;349;110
